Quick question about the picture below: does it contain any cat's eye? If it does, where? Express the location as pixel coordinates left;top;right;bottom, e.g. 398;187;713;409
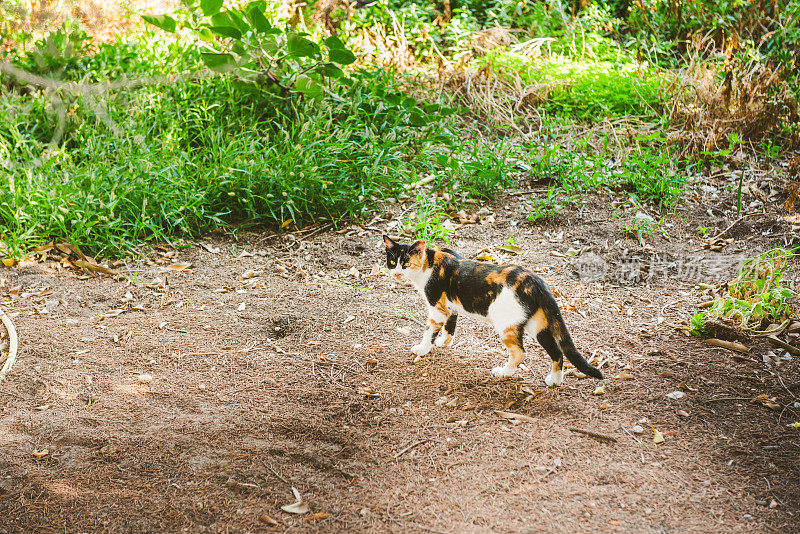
388;260;396;266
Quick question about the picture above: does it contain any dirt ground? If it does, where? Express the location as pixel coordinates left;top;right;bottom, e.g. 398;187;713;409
1;175;799;533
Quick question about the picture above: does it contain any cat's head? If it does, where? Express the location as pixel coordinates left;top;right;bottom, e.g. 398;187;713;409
383;236;427;279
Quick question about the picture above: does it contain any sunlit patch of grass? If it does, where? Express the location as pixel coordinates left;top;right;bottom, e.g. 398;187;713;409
476;46;665;119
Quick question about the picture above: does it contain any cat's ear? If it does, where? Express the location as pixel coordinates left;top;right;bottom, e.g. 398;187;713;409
409;239;426;256
383;235;396;249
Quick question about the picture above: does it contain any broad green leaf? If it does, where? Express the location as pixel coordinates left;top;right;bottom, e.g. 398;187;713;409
245;5;270;32
409;112;427;127
323;35;346;50
321;63;344;78
142;14;176;33
210;25;243;39
227;10;250;32
287;34;317;58
198;27;215;41
201;52;236;72
295;75;322;98
200;0;223;16
328;47;355;65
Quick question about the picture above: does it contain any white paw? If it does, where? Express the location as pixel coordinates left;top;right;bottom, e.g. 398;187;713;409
411;344;431;356
434;334;453;347
491;366;516;377
544;370;563;387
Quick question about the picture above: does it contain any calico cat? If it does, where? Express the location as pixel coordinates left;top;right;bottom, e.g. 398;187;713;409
383;236;603;385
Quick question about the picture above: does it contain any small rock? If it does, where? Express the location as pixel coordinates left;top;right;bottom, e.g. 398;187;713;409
666;391;685;400
137;374;153;384
630;425;644;434
740;514;753;522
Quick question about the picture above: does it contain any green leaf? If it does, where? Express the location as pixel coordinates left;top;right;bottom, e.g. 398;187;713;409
321;63;344;78
409;112;427;127
323;35;346;50
198;27;215;41
245;5;270;32
328;47;355;65
210;25;243;39
200;0;223;16
142;14;176;33
287;34;317;58
295;75;322;98
201;52;236;72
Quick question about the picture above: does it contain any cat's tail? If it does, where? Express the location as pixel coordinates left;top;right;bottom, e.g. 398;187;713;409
554;319;604;380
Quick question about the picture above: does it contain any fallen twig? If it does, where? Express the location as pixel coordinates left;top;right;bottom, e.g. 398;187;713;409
394;439;430;459
569;427;617;443
0;305;19;384
709;212;759;241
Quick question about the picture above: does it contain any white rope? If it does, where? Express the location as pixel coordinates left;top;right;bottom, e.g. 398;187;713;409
0;305;19;384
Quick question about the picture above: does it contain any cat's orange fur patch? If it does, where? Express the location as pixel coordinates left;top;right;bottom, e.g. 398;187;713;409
485;271;506;284
434;295;448;316
427;318;444;329
552;359;561;372
529;308;548;333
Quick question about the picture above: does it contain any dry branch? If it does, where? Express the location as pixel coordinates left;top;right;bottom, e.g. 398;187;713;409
0;305;19;384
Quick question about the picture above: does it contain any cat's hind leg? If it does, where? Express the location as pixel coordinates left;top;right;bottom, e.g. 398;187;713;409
435;312;457;347
536;329;564;386
491;324;526;377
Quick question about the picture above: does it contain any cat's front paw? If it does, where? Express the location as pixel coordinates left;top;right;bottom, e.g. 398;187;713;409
411;344;432;356
434;333;453;347
491;366;516;378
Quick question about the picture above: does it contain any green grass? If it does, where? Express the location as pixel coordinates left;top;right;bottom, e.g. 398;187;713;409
476;46;665;120
691;248;798;336
524;133;684;215
0;33;514;258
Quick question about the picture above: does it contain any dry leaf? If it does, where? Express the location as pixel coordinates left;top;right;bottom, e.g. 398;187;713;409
259;514;280;526
199;243;221;254
359;387;379;397
32;448;49;458
666;391;685;400
240;269;261;280
281;502;310;514
499;243;524;254
615;372;634;380
476;250;495;261
598;403;612;410
165;263;192;272
593;383;606;395
494;410;535;423
281;487;310;514
34;404;51;411
653;428;665;444
305;512;331;521
677;410;690;418
2;258;16;267
102;309;125;318
281;219;294;229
